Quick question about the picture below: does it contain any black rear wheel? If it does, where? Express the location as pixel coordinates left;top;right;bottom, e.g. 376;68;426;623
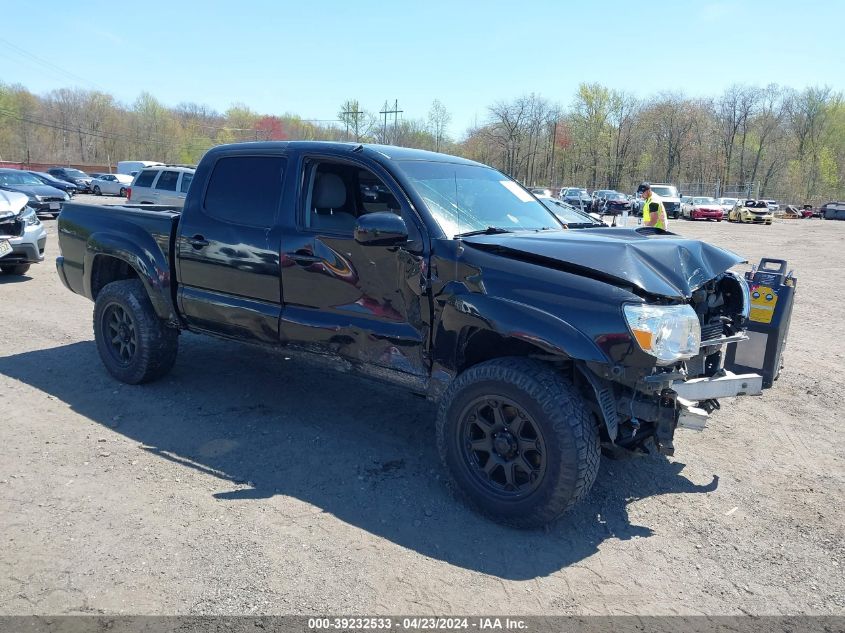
437;358;600;528
94;279;178;384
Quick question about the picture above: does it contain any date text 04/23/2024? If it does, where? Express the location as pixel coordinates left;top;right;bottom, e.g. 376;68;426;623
308;617;527;630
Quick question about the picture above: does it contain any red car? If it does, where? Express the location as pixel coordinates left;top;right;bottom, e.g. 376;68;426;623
683;197;724;221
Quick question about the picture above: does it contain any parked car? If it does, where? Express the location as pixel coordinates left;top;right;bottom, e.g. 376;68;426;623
590;189;616;213
728;200;773;225
536;195;606;226
717;197;739;213
800;204;821;218
0;189;47;276
28;171;80;196
92;173;134;197
88;172;106;181
46;167;93;192
647;184;681;219
761;199;780;213
599;192;632;216
57;141;772;528
530;187;553;198
682;197;724;221
561;187;592;210
0;169;70;217
128;165;195;207
821;201;845;220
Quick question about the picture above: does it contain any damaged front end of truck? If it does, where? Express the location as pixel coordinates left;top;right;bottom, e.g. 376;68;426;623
448;227;783;458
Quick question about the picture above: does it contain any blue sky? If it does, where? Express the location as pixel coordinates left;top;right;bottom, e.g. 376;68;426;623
1;0;843;136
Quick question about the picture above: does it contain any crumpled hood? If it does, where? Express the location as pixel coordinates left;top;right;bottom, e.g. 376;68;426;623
462;228;745;299
0;189;28;220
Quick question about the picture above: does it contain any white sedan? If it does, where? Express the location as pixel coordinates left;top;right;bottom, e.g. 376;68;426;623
91;174;133;197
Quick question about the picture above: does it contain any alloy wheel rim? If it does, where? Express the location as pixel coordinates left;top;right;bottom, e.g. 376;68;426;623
103;304;137;366
458;396;547;498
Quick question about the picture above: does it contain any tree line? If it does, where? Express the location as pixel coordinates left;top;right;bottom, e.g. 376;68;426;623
1;82;842;204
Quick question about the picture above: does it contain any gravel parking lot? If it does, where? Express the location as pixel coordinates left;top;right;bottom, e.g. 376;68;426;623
1;204;843;615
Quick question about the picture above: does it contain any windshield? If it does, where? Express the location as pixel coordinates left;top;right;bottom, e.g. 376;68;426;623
65;169;88;178
693;197;716;204
0;171;44;186
607;193;625;200
651;186;678;198
720;198;738;205
539;198;601;226
398;161;561;236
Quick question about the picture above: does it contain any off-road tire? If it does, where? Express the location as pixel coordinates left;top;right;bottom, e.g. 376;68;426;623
93;279;178;384
436;358;600;528
1;264;31;275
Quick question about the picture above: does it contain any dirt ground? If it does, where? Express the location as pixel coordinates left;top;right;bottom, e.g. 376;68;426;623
1;198;843;616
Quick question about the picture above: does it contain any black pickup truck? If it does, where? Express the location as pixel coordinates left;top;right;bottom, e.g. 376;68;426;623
57;142;765;527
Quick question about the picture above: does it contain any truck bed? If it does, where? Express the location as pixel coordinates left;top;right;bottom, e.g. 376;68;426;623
56;202;181;305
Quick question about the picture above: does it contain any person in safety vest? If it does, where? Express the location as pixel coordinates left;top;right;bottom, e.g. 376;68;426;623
638;182;668;230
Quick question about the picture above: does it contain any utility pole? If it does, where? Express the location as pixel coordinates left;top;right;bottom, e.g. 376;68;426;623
379;99;403;145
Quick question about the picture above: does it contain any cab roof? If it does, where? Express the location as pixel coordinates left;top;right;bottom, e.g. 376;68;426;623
204;141;484;167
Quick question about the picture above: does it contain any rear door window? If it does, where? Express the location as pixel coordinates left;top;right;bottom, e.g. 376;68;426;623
203;155;285;227
154;170;179;191
134;170;157;188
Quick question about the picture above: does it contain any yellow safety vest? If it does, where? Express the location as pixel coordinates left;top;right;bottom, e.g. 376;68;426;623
643;195;667;230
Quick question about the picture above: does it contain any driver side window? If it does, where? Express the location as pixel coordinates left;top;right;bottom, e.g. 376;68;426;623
303;160;421;247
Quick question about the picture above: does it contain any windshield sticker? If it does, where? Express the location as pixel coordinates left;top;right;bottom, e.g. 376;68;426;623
499;180;534;203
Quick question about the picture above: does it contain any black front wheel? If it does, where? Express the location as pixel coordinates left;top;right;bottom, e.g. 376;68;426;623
437;358;600;528
93;186;101;196
1;264;31;275
93;279;178;384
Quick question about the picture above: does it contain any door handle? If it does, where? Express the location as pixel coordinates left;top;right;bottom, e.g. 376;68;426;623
285;251;321;266
189;235;209;249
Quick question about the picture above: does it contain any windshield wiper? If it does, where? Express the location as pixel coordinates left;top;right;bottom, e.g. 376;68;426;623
454;226;514;238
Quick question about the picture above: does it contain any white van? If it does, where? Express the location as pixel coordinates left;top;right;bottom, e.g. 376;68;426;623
117;161;163;176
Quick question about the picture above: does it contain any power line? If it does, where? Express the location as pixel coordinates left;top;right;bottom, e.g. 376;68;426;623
0;38;105;92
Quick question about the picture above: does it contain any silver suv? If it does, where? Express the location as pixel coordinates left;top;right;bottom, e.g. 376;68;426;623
0;190;47;276
128;165;195;207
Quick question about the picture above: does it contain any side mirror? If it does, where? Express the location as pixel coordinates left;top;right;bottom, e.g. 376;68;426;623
355;212;408;247
649;202;659;213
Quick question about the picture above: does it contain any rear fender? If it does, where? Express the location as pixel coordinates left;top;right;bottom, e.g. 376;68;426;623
84;230;176;322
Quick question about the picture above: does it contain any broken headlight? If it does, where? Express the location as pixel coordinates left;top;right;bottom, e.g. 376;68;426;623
623;303;701;365
21;206;40;227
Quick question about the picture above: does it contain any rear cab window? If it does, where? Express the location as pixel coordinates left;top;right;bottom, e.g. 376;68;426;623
203;155;285;227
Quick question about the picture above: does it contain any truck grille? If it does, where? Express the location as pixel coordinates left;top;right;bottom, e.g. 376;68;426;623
664;201;679;212
700;321;725;342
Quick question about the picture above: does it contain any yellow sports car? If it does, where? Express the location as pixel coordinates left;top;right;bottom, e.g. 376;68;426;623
729;200;774;224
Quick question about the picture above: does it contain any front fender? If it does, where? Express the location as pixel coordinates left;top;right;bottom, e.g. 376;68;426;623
433;292;609;372
83;230;176;322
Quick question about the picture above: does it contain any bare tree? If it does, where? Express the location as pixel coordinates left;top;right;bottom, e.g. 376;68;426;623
427;99;451;152
338;99;368;142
